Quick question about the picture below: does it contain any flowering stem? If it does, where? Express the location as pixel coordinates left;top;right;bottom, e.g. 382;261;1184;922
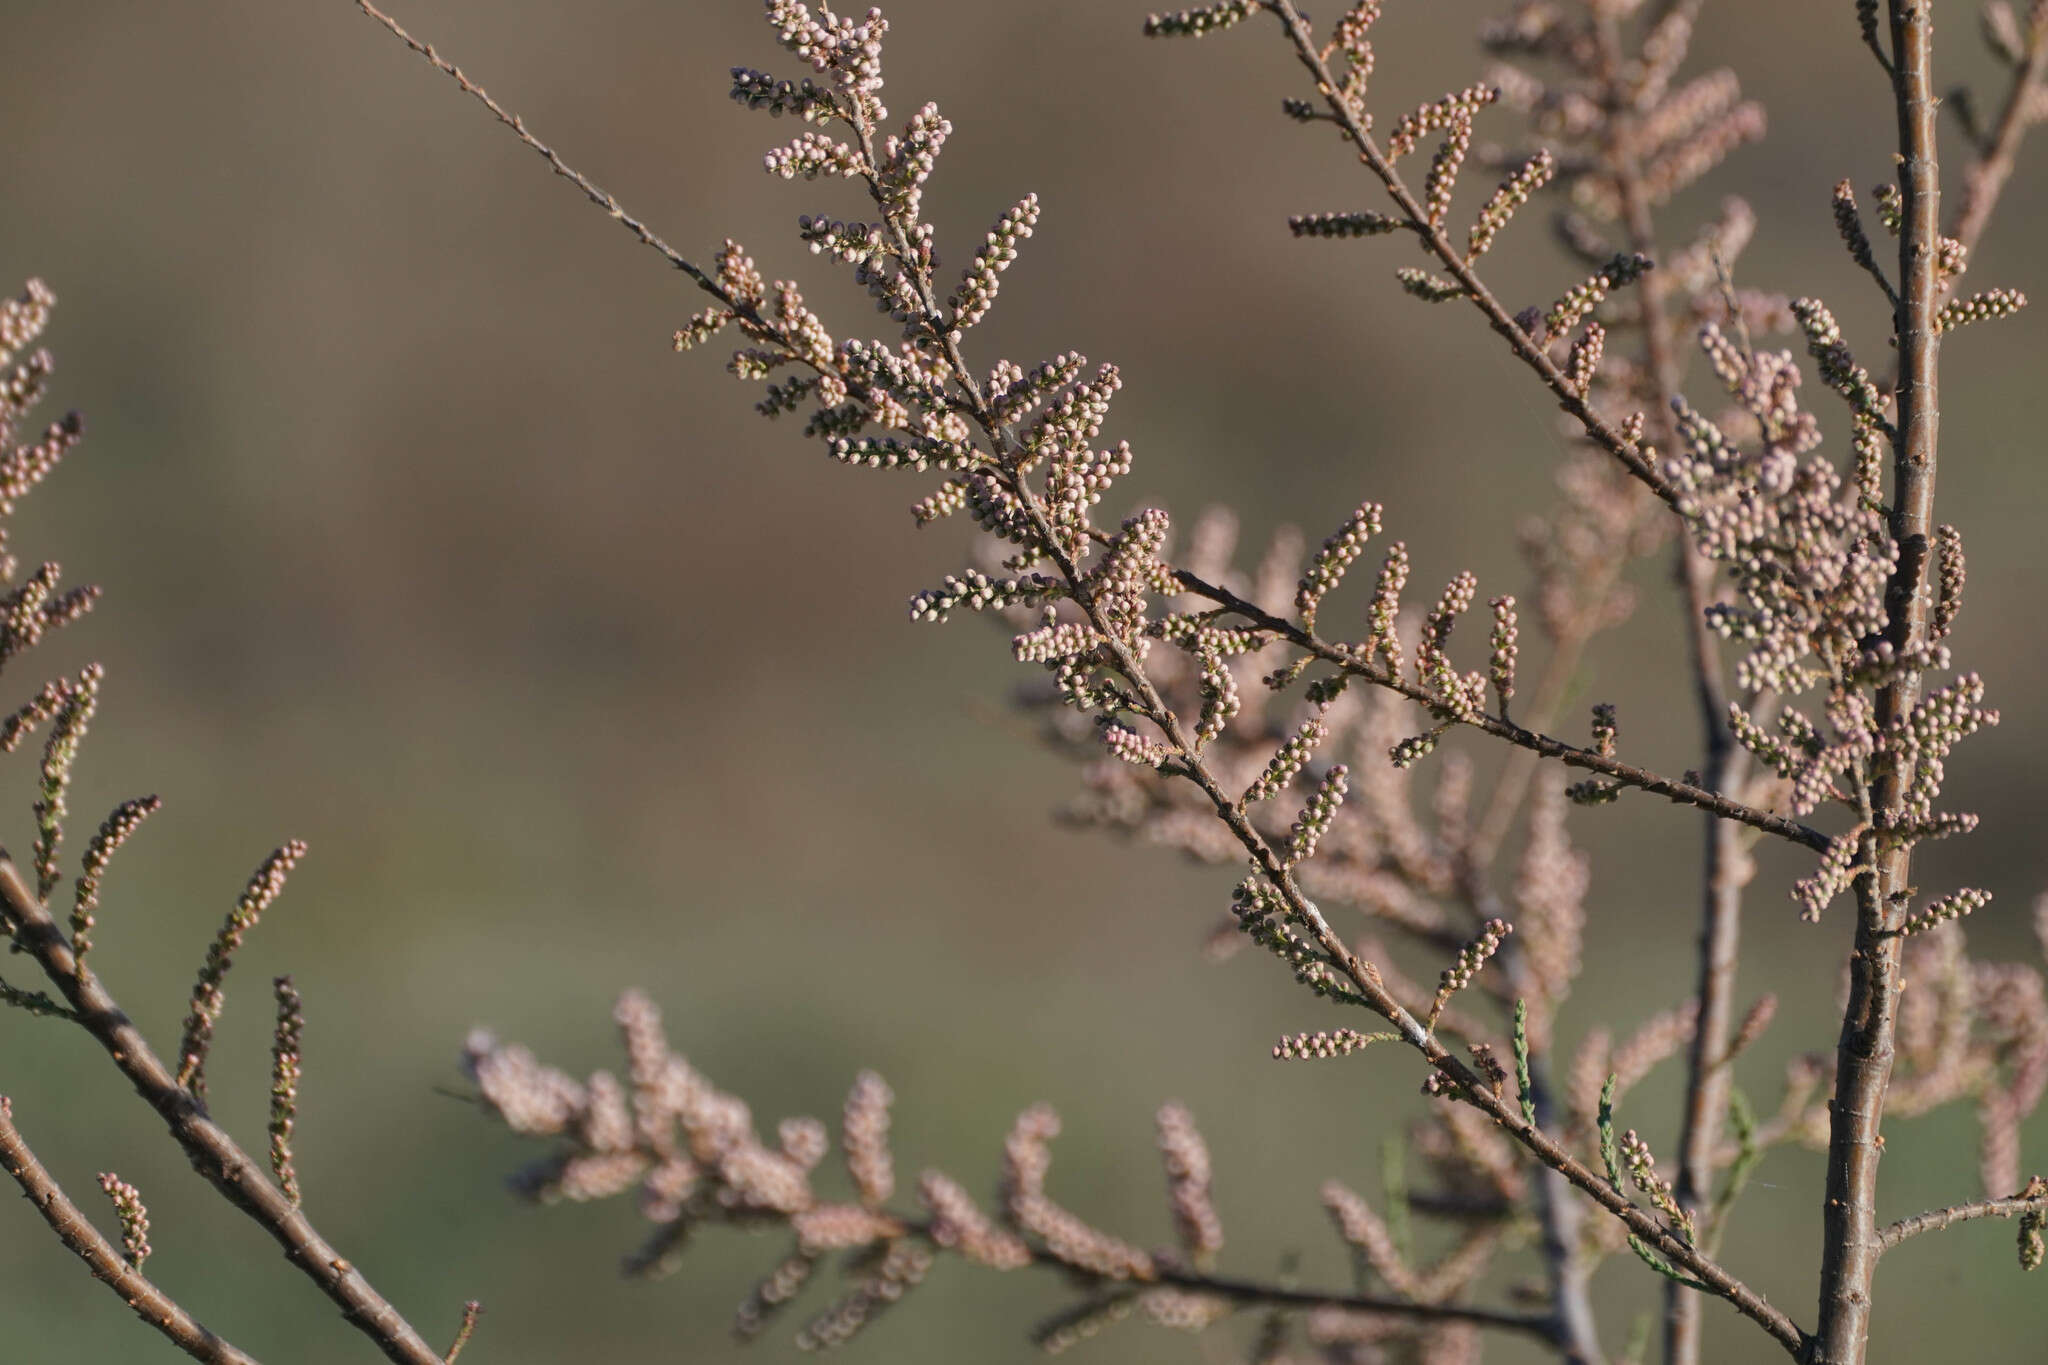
1264;0;1683;511
0;856;444;1365
1877;1189;2048;1252
0;1098;260;1365
1579;13;1757;1362
1813;4;1946;1361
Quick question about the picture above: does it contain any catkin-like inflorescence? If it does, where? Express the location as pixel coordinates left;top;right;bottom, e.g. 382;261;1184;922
793;1240;933;1350
0;281;83;582
34;662;102;901
1423;115;1475;230
949;194;1039;332
1245;712;1328;803
1417;572;1484;718
1619;1129;1694;1239
919;1170;1031;1270
1899;888;1992;936
1364;542;1409;676
1002;1104;1154;1280
1513;781;1587;1039
1155;1103;1224;1264
1320;1180;1415;1294
69;793;160;966
1545;253;1652;338
764;129;866;181
1729;993;1778;1063
790;1202;900;1254
1286;763;1349;864
1142;0;1259;38
177;840;308;1097
733;1255;815;1341
1932;524;1965;641
909;569;1055;623
729;66;837;122
1935;287;2028;333
1791;297;1887;424
1013;614;1101;665
1430;918;1512;1026
842;1070;895;1207
1192;646;1242;752
1387;85;1499;159
1563;321;1604;398
1486;596;1518;711
1831;179;1884;283
1794;824;1869;922
1101;720;1176;768
96;1172;151;1270
1893;672;2000;826
270;976;304;1206
0;568;98;685
1467;149;1555;258
1273;1027;1395;1060
1290;210;1403;238
1296;500;1382;627
1389;725;1449;770
797;213;885;264
1395;267;1467;302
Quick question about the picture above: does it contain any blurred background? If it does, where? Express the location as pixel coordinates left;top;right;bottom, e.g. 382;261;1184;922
0;1;2040;1361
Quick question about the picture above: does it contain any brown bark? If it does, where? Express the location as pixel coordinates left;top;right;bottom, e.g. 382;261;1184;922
1811;4;1944;1361
0;858;445;1365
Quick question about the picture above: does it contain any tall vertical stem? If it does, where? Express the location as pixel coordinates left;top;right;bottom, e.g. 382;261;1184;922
1666;548;1750;1365
1812;4;1943;1361
1587;14;1753;1361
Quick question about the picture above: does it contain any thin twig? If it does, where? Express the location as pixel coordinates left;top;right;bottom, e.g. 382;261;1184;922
1877;1189;2048;1251
353;2;724;297
0;856;444;1365
442;1301;482;1363
1168;567;1828;851
1265;0;1685;512
0;1098;261;1365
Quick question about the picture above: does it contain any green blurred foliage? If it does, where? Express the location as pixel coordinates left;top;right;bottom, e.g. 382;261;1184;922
0;1;2039;1361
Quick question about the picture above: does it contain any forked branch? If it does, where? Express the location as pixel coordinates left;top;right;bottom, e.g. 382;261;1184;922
0;856;446;1365
0;1099;259;1365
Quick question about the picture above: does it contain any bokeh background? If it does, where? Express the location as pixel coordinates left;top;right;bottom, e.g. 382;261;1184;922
0;2;2040;1361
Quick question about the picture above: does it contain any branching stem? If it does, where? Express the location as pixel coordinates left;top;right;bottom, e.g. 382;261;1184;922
0;857;443;1365
1813;3;1946;1361
0;1098;260;1365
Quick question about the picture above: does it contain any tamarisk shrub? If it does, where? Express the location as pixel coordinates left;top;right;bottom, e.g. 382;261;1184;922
341;2;2048;1363
0;2;2042;1365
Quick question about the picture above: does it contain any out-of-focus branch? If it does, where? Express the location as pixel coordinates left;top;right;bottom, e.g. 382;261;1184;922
1948;3;2048;267
1582;13;1755;1363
